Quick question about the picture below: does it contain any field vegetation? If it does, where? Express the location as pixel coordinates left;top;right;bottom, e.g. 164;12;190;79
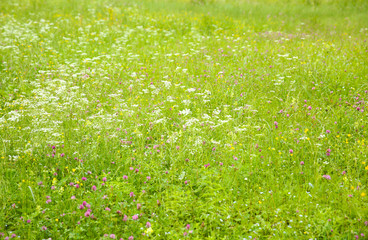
1;0;368;239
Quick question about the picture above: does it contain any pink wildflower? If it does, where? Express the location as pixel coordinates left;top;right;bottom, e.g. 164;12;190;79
322;175;331;180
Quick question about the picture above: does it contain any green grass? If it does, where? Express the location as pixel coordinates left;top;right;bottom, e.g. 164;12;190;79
1;0;368;239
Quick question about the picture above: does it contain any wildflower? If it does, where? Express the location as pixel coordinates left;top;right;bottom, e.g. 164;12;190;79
322;175;331;180
110;234;116;239
130;192;135;197
92;185;96;191
132;215;139;220
145;227;153;235
27;220;31;223
103;177;107;182
274;121;278;129
123;215;128;222
82;177;87;181
41;226;47;231
326;149;331;156
84;209;92;217
183;232;188;236
128;236;134;240
186;224;190;230
362;192;366;197
71;196;76;200
300;161;304;165
105;207;111;211
123;175;128;180
146;222;151;228
289;149;293;154
137;203;142;210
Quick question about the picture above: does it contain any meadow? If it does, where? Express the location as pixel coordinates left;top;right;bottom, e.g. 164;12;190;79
1;0;368;239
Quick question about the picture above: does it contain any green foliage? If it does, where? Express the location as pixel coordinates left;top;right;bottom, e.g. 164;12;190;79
0;0;368;239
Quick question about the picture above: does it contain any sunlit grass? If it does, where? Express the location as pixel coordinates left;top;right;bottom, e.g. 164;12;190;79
0;0;368;239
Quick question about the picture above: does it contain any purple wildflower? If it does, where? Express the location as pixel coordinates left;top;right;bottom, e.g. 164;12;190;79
322;175;331;180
